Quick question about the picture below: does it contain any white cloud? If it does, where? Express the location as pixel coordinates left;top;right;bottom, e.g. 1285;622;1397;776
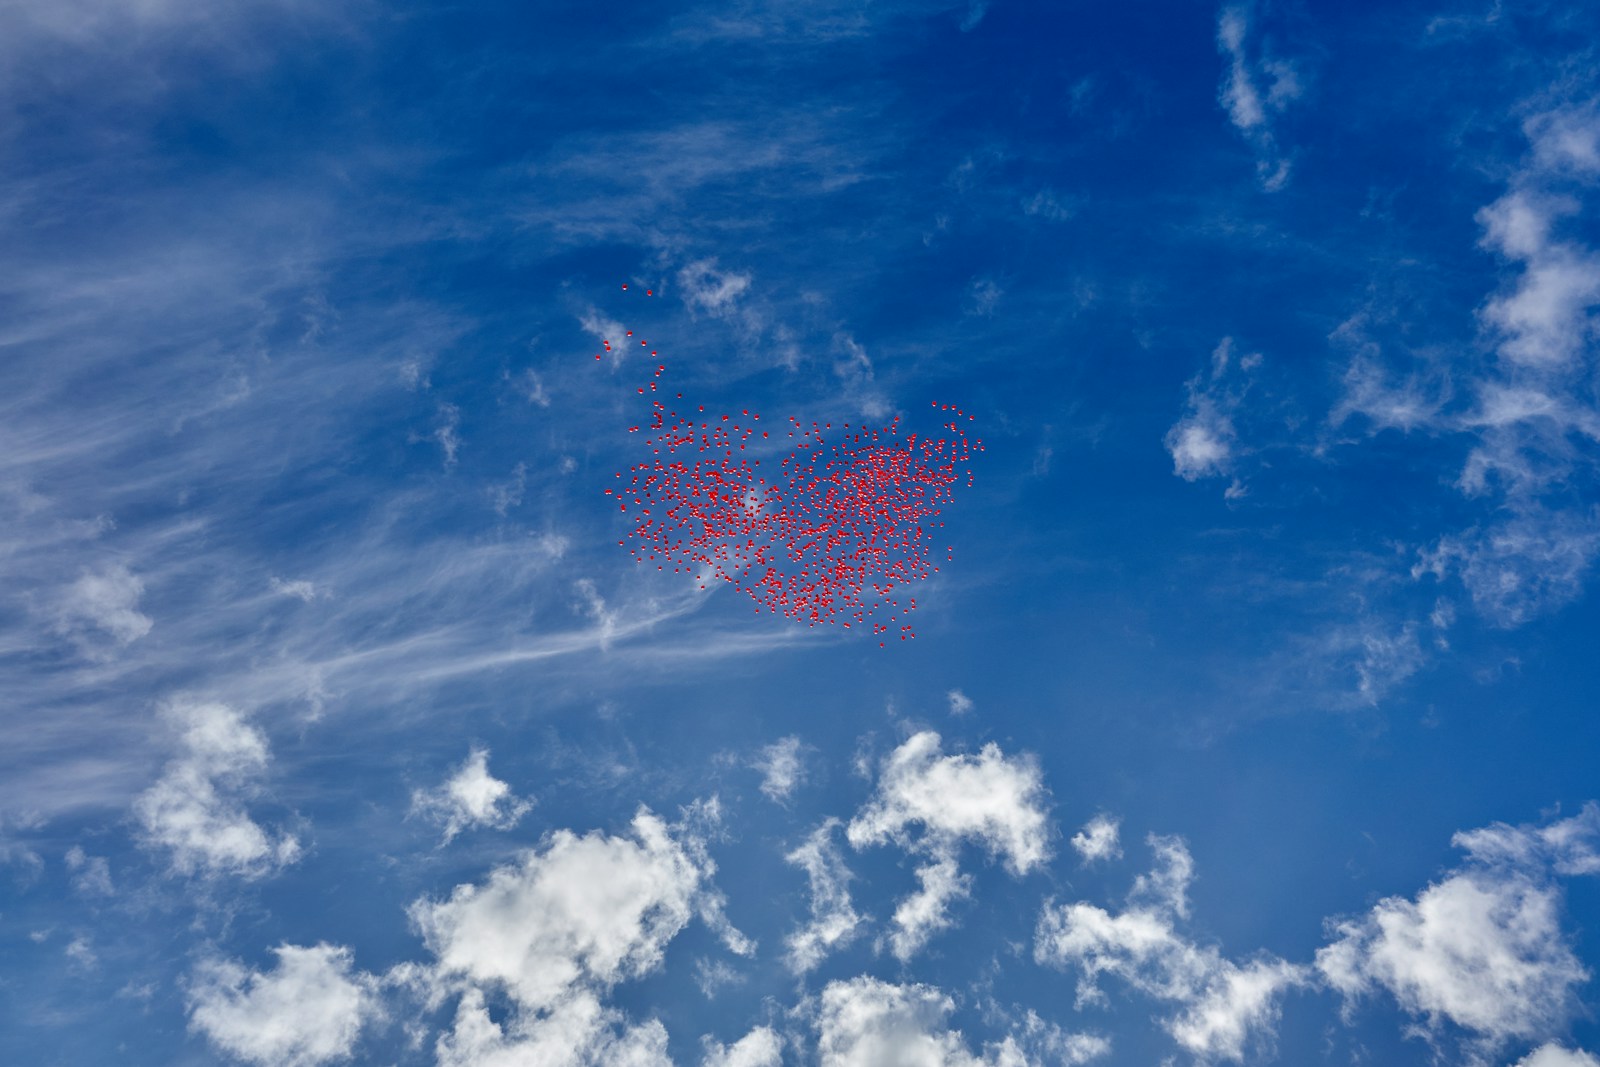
831;333;890;420
269;577;319;602
1035;835;1308;1062
64;844;114;896
1317;804;1599;1050
1514;1045;1600;1067
1417;508;1600;628
1317;873;1585;1045
1021;189;1076;222
754;735;806;803
573;577;618;650
410;747;533;845
187;943;380;1067
784;819;865;973
1388;103;1600;628
847;731;1050;960
885;850;971;961
679;259;752;316
1070;815;1122;864
579;307;632;365
815;976;1107;1067
488;462;528;517
1452;801;1600;876
1167;421;1233;480
434;987;672;1067
65;935;97;970
411;806;744;1067
702;1026;784;1067
966;277;1003;317
133;702;300;879
1166;338;1256;485
517;368;551;407
1527;106;1600;176
431;403;461;466
1216;6;1301;190
847;731;1051;872
1477;190;1600;369
58;563;152;646
412;807;713;1010
946;689;974;716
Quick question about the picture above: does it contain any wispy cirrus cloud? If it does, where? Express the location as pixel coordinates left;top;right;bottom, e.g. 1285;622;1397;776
1215;4;1304;190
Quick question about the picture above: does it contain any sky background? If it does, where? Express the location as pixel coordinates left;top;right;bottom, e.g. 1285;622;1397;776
3;1;1600;1065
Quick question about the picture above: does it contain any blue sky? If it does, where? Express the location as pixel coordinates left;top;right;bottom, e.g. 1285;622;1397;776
3;0;1600;1065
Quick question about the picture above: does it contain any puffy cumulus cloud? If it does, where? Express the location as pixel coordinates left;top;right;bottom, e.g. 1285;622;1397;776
411;805;749;1065
56;563;153;648
1070;814;1121;864
410;747;532;845
412;808;716;1009
815;976;1108;1067
702;1026;784;1067
784;820;865;973
847;732;1051;872
1317;804;1599;1051
434;987;671;1067
1216;5;1302;190
1165;338;1260;489
133;702;300;879
754;735;807;803
847;731;1051;960
187;943;381;1067
1035;835;1309;1062
1514;1045;1600;1067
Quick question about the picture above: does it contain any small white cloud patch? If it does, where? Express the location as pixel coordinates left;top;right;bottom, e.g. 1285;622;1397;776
1515;1046;1600;1067
410;747;532;844
59;563;153;646
65;845;114;896
133;702;300;879
187;943;380;1067
946;688;974;716
1070;814;1122;864
679;259;752;315
754;735;806;803
702;1026;784;1067
1165;337;1256;485
269;577;319;603
815;976;1107;1066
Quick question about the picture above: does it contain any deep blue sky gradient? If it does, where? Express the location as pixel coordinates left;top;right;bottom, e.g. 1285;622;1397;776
3;1;1600;1065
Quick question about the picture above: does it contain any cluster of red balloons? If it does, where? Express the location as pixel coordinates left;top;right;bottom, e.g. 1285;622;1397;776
598;286;979;644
